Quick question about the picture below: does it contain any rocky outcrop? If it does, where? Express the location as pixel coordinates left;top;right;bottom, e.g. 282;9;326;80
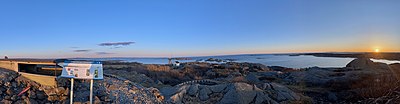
257;83;301;102
104;69;159;88
176;79;222;87
281;67;334;87
0;68;163;104
346;58;376;68
104;62;271;86
279;58;400;102
345;58;391;72
161;82;303;104
0;68;54;103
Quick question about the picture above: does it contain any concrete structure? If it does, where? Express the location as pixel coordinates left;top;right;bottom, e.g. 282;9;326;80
0;59;61;86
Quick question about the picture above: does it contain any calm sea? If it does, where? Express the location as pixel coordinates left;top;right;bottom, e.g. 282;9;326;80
74;54;400;69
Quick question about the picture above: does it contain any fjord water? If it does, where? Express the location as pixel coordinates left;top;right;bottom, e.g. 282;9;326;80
227;55;355;68
83;55;362;68
209;55;356;68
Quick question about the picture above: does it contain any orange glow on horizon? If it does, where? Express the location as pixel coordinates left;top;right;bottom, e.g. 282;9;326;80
374;48;380;53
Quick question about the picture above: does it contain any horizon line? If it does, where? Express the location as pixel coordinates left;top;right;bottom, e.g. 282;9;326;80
5;51;400;59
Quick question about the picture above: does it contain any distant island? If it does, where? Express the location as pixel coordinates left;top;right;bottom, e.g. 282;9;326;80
293;52;400;61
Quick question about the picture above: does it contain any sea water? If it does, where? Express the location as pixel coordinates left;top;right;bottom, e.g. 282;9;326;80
75;54;379;68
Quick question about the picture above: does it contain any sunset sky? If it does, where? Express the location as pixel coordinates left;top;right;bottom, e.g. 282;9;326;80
0;0;399;58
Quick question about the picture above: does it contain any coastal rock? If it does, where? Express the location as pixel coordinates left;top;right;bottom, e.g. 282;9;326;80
282;67;332;87
4;96;11;100
36;92;46;100
1;99;12;104
94;96;101;104
28;91;36;99
346;58;375;68
6;88;13;95
187;84;199;96
346;58;391;72
245;73;261;84
199;86;212;101
279;58;400;102
25;98;39;104
163;82;302;104
327;93;338;102
258;83;301;101
10;95;17;101
0;87;6;92
219;83;259;104
209;84;227;93
104;61;272;86
0;68;162;104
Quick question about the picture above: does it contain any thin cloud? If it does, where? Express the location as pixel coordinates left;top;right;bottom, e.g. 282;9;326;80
73;49;91;52
70;47;80;49
110;46;123;49
96;52;115;55
99;42;135;46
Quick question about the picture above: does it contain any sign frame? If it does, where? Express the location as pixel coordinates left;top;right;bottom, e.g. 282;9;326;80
60;61;104;80
58;60;104;104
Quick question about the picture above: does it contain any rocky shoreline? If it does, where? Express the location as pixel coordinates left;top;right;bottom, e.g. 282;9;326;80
1;58;400;103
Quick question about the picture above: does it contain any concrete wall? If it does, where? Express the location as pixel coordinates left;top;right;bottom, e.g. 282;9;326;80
0;61;19;72
19;72;57;86
0;60;57;72
0;60;58;87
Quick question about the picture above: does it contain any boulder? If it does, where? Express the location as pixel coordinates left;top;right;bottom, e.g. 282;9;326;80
94;96;101;104
5;88;13;95
327;93;338;102
36;92;46;100
10;95;17;101
187;84;199;96
0;87;6;92
209;84;227;93
245;73;261;84
346;58;391;72
346;58;375;68
219;83;258;104
24;98;39;104
257;83;301;101
1;99;12;104
199;86;212;101
28;91;36;99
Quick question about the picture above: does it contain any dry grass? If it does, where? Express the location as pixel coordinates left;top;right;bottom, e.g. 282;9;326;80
351;74;400;99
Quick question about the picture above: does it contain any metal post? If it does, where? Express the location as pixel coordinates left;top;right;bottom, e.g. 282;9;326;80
70;78;74;104
90;79;93;104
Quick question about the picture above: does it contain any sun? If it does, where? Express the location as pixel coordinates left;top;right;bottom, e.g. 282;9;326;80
374;48;380;53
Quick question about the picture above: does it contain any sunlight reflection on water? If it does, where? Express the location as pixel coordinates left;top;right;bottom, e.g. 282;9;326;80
370;59;400;64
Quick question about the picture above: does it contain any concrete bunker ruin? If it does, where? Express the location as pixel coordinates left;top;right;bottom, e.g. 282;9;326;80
0;59;62;86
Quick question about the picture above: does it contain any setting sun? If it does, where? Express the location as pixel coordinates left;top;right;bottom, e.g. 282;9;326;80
375;48;380;53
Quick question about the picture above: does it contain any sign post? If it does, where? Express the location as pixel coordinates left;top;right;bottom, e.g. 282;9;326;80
59;61;104;104
70;78;74;104
90;79;93;104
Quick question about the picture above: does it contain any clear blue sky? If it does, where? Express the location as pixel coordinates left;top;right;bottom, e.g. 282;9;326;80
1;0;399;58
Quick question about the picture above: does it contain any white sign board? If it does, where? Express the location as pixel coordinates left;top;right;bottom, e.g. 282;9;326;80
60;61;103;80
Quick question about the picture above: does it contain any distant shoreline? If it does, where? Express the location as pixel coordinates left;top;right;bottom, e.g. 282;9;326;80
3;52;399;62
294;52;400;61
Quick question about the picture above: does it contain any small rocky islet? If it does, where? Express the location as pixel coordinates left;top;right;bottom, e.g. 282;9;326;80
1;58;400;104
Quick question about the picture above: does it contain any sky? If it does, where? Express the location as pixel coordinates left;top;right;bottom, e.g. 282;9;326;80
0;0;399;58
